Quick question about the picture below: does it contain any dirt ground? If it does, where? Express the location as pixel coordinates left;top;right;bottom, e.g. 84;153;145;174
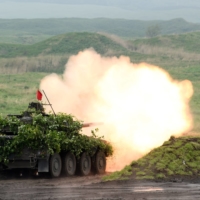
1;171;200;200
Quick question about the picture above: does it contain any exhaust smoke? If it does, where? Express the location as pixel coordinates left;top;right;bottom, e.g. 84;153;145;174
40;49;193;171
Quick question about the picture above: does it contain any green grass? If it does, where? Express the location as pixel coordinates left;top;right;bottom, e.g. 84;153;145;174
0;18;200;44
0;31;200;132
103;136;200;181
102;165;133;181
1;31;200;75
0;32;126;58
0;30;200;182
0;32;127;74
0;34;51;45
130;31;200;53
0;73;49;115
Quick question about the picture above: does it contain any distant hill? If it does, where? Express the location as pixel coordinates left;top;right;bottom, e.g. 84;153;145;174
0;32;126;58
0;32;128;73
0;18;200;44
1;1;200;23
1;31;200;74
129;31;200;54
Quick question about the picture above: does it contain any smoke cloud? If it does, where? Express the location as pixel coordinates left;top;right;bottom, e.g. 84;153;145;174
40;49;193;171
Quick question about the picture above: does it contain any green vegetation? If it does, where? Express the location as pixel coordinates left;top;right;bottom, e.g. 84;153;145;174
146;25;161;38
0;33;51;45
0;30;200;182
0;18;200;44
103;136;200;181
102;165;133;181
0;32;126;74
0;31;200;132
0;112;113;165
0;32;126;58
0;73;48;115
130;31;200;54
1;31;200;74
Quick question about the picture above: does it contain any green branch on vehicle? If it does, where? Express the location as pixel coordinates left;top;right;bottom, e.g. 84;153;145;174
0;113;113;164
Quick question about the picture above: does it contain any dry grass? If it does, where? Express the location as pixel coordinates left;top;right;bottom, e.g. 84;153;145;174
0;55;67;74
98;32;129;49
129;44;200;61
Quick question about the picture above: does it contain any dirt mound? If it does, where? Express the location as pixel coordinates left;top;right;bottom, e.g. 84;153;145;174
103;135;200;182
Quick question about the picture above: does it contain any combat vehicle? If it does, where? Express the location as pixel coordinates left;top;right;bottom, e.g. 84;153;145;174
0;100;113;178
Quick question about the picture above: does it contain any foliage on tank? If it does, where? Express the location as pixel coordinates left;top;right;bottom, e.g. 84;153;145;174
0;112;113;164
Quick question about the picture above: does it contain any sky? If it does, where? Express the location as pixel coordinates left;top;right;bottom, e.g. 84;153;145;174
0;0;200;22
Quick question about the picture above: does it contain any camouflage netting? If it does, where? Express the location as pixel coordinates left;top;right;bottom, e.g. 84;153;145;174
0;113;113;164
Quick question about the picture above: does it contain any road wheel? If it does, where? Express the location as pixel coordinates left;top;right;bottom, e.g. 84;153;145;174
79;152;91;176
94;151;106;174
62;152;76;176
49;153;62;178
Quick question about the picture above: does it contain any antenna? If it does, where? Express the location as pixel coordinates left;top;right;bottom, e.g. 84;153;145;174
42;90;56;116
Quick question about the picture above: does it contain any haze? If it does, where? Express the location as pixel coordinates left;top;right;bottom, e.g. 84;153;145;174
0;0;200;22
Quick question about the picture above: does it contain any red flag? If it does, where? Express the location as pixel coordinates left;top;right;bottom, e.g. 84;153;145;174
36;90;42;101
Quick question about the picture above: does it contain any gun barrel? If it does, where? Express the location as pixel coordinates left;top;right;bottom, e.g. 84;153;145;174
82;122;103;128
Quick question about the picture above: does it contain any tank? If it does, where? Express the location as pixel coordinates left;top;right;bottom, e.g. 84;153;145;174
0;101;113;178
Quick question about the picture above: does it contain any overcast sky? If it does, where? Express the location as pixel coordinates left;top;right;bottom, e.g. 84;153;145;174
0;0;200;23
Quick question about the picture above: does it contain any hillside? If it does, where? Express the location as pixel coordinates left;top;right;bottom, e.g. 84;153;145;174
0;32;126;58
0;18;200;44
2;31;200;74
1;31;200;76
0;32;127;73
0;31;200;132
103;135;200;182
130;31;200;53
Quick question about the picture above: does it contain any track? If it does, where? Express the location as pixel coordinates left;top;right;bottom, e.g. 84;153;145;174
1;172;200;200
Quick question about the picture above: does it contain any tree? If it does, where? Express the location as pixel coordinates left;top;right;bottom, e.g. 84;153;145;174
146;25;161;38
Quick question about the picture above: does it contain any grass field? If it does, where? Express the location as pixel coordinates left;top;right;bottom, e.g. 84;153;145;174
0;73;48;115
0;31;200;133
1;29;200;183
